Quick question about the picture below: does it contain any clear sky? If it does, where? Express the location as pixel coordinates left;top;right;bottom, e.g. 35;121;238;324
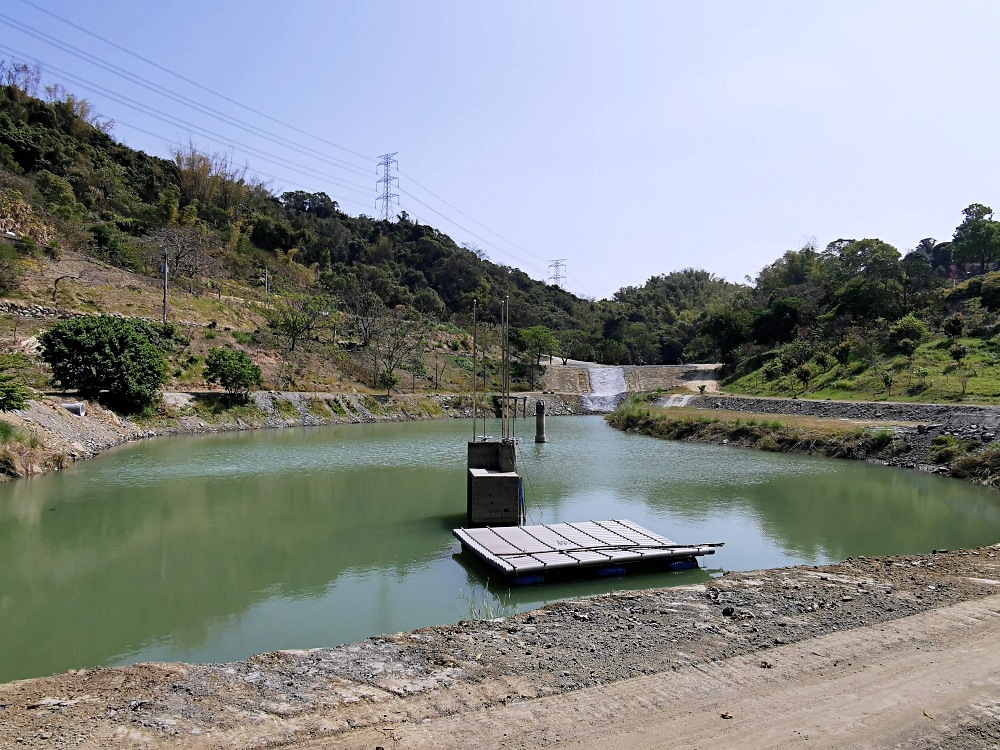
3;1;999;300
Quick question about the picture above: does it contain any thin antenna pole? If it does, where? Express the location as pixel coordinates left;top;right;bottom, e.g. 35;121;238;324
503;299;508;441
482;340;488;440
472;299;478;442
161;247;168;325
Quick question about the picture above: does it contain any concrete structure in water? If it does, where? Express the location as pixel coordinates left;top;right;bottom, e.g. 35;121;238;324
466;441;522;527
535;400;546;443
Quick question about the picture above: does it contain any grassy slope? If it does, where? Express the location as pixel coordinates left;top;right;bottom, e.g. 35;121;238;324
726;334;1000;404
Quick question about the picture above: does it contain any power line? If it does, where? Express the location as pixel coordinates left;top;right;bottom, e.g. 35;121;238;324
92;116;374;213
397;168;551;267
0;14;374;182
11;0;373;164
0;43;375;201
2;7;576;287
397;188;548;276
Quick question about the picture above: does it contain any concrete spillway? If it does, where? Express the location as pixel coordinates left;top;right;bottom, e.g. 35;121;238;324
581;367;627;413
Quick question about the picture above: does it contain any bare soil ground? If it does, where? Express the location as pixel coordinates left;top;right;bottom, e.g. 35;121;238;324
3;547;1000;749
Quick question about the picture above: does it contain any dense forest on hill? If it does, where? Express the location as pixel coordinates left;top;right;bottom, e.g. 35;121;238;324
0;74;734;375
3;65;1000;407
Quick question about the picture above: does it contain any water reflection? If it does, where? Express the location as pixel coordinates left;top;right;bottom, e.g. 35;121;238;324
0;416;998;682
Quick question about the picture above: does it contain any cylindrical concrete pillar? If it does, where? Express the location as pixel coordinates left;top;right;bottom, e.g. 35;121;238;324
534;400;547;443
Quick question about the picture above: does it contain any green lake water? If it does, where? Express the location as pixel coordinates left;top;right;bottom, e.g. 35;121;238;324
2;415;999;683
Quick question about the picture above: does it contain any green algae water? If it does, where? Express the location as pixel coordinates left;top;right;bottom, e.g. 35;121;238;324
2;415;1000;682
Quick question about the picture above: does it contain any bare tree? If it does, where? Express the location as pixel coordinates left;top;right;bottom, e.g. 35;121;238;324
265;293;336;351
371;308;425;389
345;286;386;347
147;226;218;291
4;61;40;97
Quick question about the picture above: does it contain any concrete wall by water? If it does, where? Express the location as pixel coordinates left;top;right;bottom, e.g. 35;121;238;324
542;363;721;395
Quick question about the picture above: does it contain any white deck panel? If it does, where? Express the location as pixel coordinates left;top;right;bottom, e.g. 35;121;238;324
454;519;721;577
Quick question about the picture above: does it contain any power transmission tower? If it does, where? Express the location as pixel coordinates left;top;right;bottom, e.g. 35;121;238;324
376;152;399;221
548;259;567;288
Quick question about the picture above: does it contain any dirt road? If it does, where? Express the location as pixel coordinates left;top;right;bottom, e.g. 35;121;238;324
3;548;1000;748
315;595;1000;749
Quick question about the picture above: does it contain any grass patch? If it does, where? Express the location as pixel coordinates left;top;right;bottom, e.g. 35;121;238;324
927;434;974;463
327;398;348;416
274;399;298;419
0;419;38;448
416;397;444;416
306;398;331;419
188;394;266;423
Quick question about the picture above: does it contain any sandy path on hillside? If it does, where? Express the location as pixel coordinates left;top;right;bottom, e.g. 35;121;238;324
304;595;1000;749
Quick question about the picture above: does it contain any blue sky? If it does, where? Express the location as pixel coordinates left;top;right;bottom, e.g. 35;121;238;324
3;1;999;300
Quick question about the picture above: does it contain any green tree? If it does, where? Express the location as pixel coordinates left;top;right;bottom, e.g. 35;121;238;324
34;170;78;214
887;314;927;354
557;329;591;364
204;347;262;402
38;316;167;412
943;315;964;340
952;204;1000;273
521;325;558;389
375;369;400;396
0;353;30;411
521;325;558;366
979;273;1000;311
823;239;903;320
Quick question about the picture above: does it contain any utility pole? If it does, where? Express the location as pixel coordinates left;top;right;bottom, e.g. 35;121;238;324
161;247;169;325
376;152;399;221
548;259;566;288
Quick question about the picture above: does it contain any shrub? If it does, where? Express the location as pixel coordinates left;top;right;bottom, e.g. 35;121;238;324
204;347;263;402
0;353;31;411
943;315;964;339
887;314;928;351
0;243;24;294
951;446;1000;483
758;435;781;451
928;435;967;463
980;274;1000;312
38;315;167;413
833;340;851;364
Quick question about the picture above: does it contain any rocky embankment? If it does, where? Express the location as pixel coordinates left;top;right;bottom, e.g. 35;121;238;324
673;394;1000;476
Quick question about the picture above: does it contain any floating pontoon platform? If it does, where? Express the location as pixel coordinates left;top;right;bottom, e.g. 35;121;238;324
453;519;722;584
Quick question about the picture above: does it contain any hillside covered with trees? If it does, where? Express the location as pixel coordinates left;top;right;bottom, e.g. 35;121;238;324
2;63;1000;414
0;70;738;408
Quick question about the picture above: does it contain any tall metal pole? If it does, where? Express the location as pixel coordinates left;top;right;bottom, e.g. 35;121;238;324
482;340;488;440
472;299;478;443
161;247;168;325
503;296;510;441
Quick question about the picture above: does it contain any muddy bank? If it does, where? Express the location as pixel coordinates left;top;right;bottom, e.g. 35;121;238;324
2;546;998;748
0;390;579;477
